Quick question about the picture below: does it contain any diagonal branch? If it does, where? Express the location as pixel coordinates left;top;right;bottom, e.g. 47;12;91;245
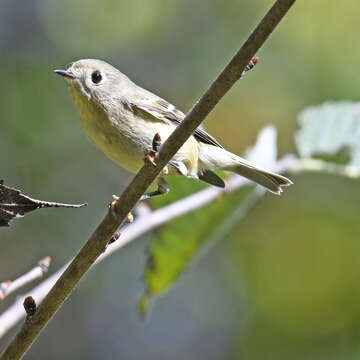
0;155;296;340
0;1;296;358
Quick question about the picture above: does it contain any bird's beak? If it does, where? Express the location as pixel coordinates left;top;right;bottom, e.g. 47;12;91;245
54;69;76;79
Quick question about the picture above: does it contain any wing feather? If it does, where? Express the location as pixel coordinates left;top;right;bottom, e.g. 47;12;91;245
129;98;223;148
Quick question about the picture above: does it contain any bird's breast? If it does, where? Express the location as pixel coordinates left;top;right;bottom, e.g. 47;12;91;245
70;88;199;176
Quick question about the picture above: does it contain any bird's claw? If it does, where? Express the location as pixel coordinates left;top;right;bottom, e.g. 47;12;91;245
145;150;157;166
144;133;162;167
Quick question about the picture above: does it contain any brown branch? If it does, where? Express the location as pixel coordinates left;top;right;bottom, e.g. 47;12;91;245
0;155;296;340
0;1;296;358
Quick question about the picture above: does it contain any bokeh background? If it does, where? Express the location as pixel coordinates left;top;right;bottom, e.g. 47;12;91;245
1;0;360;359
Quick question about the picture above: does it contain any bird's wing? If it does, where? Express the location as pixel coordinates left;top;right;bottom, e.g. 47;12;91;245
128;97;223;148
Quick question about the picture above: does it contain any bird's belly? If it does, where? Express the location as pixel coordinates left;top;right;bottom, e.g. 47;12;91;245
94;132;144;173
82;117;145;174
78;103;198;176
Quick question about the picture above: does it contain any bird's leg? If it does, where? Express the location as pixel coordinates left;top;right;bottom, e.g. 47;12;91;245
139;189;166;201
109;133;168;228
144;133;169;174
139;190;162;201
144;132;161;166
140;177;170;201
141;133;170;201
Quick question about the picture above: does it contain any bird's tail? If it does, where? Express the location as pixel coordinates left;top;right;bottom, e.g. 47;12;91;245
198;144;292;194
227;160;292;194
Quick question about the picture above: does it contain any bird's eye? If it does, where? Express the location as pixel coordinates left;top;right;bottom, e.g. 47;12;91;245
91;70;102;84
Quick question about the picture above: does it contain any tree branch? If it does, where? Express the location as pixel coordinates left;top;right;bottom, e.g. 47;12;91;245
0;155;296;341
0;257;51;301
0;1;296;358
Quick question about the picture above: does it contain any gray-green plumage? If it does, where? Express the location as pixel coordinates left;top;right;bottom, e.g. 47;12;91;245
55;59;292;195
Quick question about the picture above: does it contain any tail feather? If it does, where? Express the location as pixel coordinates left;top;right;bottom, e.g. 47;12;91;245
230;162;292;194
198;144;292;194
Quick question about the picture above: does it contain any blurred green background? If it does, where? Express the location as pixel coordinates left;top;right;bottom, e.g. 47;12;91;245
1;0;360;359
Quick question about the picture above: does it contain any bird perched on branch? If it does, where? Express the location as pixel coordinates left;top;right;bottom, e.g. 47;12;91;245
55;59;292;199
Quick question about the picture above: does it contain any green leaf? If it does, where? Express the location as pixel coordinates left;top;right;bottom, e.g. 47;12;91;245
295;102;360;170
139;183;254;315
139;126;278;315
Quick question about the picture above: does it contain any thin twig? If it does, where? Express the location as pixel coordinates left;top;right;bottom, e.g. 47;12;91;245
0;1;296;358
0;257;51;301
0;155;296;340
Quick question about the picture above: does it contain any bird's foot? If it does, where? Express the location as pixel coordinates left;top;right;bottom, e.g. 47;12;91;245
144;132;162;166
145;149;157;166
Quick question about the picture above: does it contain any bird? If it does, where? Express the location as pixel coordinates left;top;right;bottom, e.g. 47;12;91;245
55;59;292;199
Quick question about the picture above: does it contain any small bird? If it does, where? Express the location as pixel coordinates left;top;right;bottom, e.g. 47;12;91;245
55;59;292;199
